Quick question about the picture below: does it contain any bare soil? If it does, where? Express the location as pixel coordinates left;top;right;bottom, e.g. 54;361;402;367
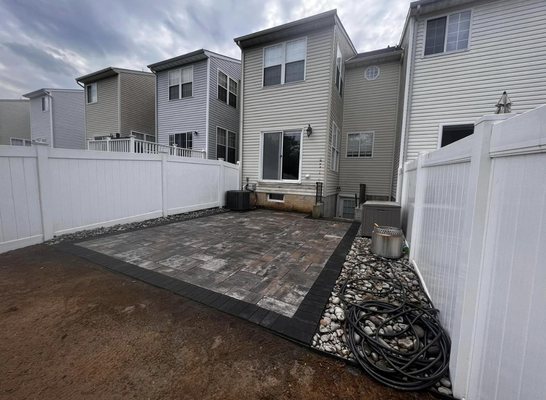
0;245;434;400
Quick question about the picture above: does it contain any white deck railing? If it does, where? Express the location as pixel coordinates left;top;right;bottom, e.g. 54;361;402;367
87;137;206;159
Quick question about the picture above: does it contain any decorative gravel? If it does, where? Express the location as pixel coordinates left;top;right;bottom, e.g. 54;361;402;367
312;236;454;397
45;207;229;245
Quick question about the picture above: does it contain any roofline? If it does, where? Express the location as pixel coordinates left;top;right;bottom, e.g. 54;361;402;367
234;9;337;48
76;66;153;84
334;13;357;55
23;88;83;98
0;98;29;102
147;49;240;73
204;49;241;64
147;49;207;71
345;47;403;67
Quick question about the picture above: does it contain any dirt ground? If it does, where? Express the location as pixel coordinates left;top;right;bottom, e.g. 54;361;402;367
0;245;434;400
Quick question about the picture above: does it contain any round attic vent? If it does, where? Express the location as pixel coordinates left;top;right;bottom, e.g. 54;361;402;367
365;65;380;81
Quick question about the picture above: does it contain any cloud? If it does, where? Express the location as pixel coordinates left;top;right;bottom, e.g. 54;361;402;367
0;0;411;98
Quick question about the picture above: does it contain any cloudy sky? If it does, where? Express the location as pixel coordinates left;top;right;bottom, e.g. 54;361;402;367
0;0;411;98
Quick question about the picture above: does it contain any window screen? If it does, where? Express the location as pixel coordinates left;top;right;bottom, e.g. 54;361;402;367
424;17;447;55
446;11;471;52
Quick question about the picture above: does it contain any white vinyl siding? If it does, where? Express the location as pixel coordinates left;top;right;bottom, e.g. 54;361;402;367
85;76;119;139
263;38;307;86
405;0;546;161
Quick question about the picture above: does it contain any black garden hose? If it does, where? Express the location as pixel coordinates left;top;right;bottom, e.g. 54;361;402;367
340;258;451;391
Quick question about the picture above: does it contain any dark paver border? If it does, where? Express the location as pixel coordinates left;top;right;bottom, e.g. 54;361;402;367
56;217;360;346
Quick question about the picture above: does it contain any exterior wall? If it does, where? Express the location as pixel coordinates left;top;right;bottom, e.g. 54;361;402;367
404;0;546;161
29;96;52;143
51;91;85;149
0;100;30;145
339;60;401;200
241;27;334;203
156;60;207;151
208;55;241;160
323;24;357;215
85;75;119;139
119;73;155;137
255;192;315;213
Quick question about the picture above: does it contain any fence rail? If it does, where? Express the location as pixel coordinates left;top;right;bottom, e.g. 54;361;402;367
0;145;240;254
87;137;206;159
398;105;546;400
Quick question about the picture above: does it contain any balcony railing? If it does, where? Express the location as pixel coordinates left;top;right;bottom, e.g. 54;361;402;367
87;137;206;159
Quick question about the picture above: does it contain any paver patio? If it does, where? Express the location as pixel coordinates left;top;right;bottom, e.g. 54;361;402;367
61;209;359;343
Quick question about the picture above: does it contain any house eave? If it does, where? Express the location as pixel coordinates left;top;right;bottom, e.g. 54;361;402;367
147;49;209;73
76;67;153;84
345;48;403;67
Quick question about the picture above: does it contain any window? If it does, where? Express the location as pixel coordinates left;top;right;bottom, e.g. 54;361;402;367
440;124;474;147
10;137;32;146
335;45;344;95
218;70;237;108
341;198;356;219
217;127;237;163
263;38;306;86
424;11;471;55
268;193;284;202
261;130;301;181
169;132;193;148
330;122;340;172
365;66;380;80
169;66;192;100
86;83;97;104
41;96;49;112
347;132;374;157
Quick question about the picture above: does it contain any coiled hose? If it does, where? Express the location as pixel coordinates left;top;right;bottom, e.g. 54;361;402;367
341;258;451;391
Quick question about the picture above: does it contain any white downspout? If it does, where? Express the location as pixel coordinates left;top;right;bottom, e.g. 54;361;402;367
205;57;210;158
238;45;244;189
46;91;54;148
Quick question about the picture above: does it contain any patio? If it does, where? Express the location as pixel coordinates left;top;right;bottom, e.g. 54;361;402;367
60;209;359;344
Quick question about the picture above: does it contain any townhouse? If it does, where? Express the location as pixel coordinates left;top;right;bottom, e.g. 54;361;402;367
0;99;30;146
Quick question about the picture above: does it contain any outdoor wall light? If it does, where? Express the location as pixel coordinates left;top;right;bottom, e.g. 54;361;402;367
306;124;313;137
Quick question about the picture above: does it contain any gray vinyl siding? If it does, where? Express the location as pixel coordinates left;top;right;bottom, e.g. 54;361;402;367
405;0;546;161
241;27;334;196
29;96;52;143
156;60;207;151
119;73;155;137
85;75;119;139
208;56;241;160
51;91;85;149
324;24;357;198
0;100;30;145
339;61;401;198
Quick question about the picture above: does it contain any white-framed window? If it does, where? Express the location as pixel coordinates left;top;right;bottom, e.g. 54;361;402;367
10;137;32;146
217;127;237;163
335;44;344;95
169;132;192;148
261;130;302;181
41;96;49;112
365;66;380;81
424;10;471;56
218;70;237;108
263;38;307;86
439;123;474;147
267;193;285;203
169;66;193;100
86;83;97;104
347;132;374;157
329;121;340;172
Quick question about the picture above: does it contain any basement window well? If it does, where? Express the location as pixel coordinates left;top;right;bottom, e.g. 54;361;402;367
268;193;285;202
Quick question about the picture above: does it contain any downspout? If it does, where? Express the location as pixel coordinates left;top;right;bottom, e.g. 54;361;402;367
237;43;244;189
205;57;210;158
396;16;416;200
390;55;403;200
46;91;54;148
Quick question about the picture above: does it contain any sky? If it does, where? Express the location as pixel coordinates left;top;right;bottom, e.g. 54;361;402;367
0;0;411;98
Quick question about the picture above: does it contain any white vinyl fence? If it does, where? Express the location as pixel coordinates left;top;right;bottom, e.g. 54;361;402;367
0;145;240;253
398;106;546;400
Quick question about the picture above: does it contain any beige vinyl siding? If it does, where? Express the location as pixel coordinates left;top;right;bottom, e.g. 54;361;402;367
119;73;155;137
324;24;356;198
340;61;401;198
208;56;241;159
241;27;334;196
0;100;30;145
85;75;119;139
29;96;51;143
405;0;546;160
